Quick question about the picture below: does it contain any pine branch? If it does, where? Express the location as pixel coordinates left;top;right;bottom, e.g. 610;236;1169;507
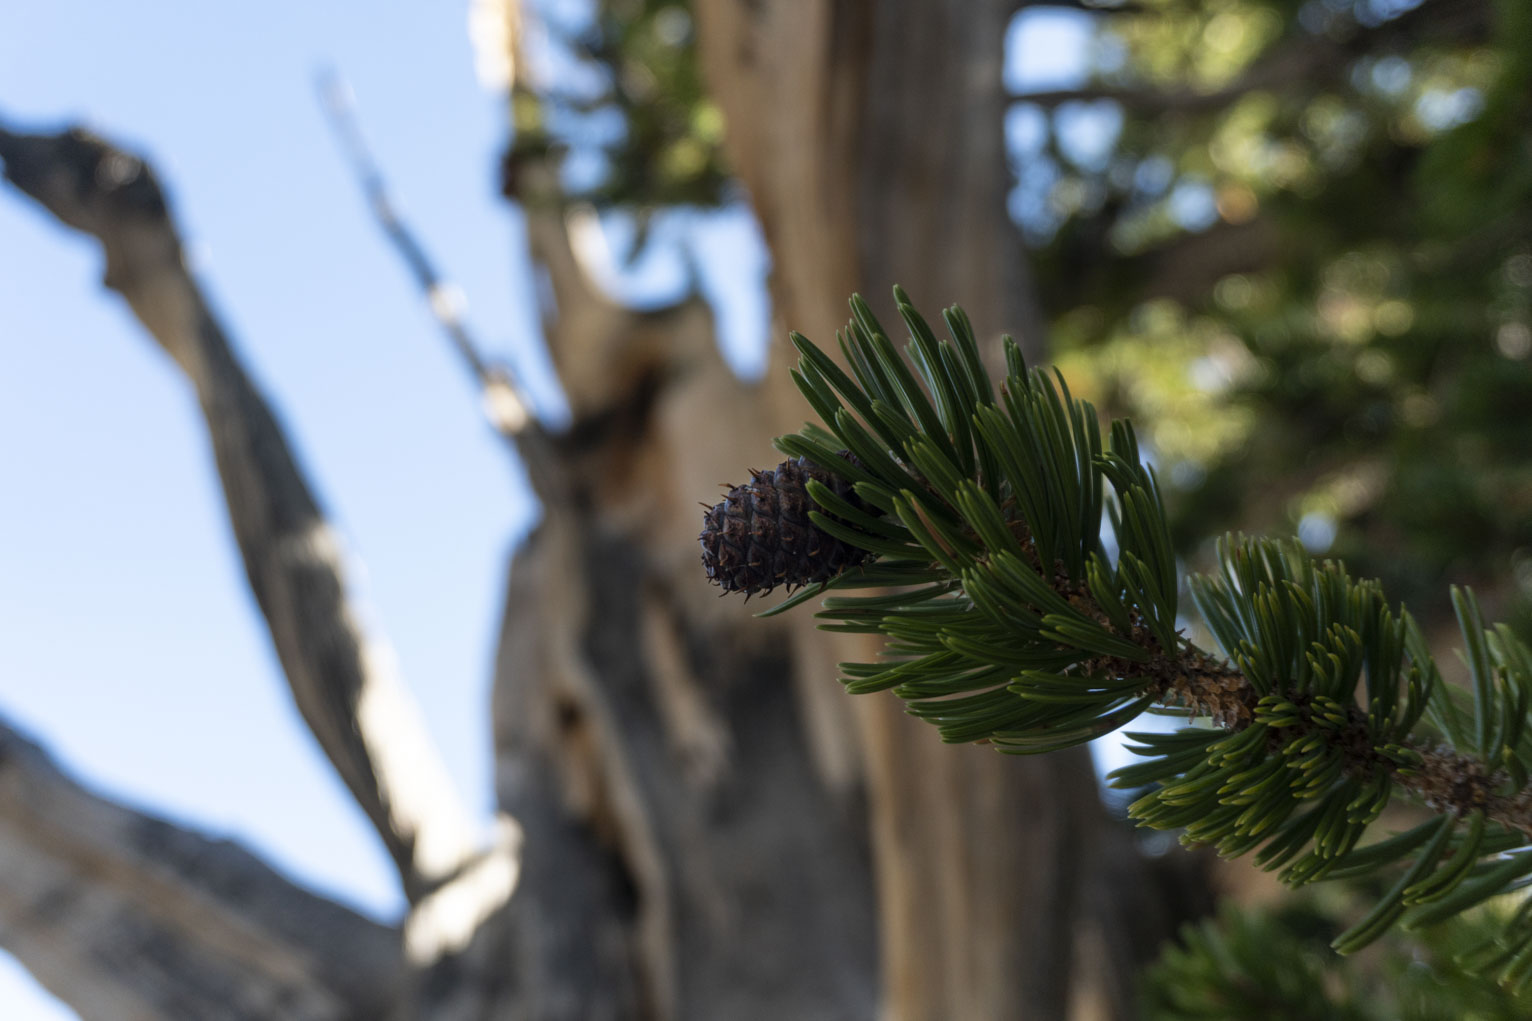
913;544;1532;838
702;289;1532;986
1144;893;1532;1019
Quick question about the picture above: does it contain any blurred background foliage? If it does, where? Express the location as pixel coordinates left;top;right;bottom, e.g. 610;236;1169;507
509;0;1530;1005
1031;0;1532;636
1142;888;1532;1020
502;0;728;253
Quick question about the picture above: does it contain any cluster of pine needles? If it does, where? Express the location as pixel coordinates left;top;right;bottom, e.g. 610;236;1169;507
700;289;1532;988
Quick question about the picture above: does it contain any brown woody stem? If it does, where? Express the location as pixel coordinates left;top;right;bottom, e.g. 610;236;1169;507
1107;637;1532;838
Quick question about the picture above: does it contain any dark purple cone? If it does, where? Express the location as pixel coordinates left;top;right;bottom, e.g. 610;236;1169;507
700;454;875;597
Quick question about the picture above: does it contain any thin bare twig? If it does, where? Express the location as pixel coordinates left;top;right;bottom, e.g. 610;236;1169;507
316;69;532;436
1012;0;1493;114
1015;0;1151;15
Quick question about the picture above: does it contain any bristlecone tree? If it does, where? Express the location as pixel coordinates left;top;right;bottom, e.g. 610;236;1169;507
707;290;1532;993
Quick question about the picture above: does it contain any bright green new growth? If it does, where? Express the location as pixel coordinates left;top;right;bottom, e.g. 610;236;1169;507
766;288;1532;986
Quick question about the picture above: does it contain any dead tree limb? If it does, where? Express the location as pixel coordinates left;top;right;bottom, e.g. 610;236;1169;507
1013;0;1494;114
0;717;403;1021
0;123;502;936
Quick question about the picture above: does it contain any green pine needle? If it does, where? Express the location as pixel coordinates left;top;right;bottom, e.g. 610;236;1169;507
725;291;1532;975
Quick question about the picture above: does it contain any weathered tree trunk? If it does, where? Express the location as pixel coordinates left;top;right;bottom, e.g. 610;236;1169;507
466;219;881;1018
476;3;1209;1020
694;6;1081;1017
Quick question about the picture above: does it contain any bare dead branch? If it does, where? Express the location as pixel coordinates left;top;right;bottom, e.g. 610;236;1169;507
1128;215;1283;304
1013;0;1493;115
313;71;593;536
1015;0;1150;15
1013;84;1250;115
0;717;403;1021
494;11;719;423
0;121;487;908
315;70;532;437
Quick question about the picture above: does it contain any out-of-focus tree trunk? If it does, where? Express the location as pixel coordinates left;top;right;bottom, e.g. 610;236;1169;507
692;3;1087;1017
479;3;1209;1020
468;206;881;1020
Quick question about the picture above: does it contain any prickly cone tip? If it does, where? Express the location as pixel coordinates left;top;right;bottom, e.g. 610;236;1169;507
700;453;876;598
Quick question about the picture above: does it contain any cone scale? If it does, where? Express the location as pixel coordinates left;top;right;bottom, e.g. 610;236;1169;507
700;455;873;597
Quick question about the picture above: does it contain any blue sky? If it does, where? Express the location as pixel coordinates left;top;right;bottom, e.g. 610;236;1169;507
1;4;542;1014
0;4;1096;1016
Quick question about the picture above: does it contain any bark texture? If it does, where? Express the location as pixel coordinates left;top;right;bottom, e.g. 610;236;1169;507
469;194;881;1015
0;718;402;1021
691;3;1170;1017
482;2;1207;1019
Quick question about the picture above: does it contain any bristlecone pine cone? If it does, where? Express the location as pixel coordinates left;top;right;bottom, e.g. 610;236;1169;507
700;454;876;597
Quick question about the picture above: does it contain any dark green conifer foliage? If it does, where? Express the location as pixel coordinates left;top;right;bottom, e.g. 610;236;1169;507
1144;893;1532;1021
717;290;1532;987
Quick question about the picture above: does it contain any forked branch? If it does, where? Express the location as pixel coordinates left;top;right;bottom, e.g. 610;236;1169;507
0;121;488;911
